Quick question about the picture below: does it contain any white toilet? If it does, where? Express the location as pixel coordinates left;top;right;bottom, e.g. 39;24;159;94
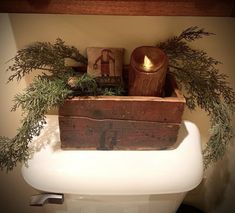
22;115;203;213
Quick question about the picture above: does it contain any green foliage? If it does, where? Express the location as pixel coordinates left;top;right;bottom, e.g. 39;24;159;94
157;26;235;168
0;76;72;171
7;38;87;82
68;74;98;96
97;86;126;96
67;74;126;96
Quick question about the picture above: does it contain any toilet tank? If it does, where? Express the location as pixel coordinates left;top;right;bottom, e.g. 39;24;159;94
21;115;203;213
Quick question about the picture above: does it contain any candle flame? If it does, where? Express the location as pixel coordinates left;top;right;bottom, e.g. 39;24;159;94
143;55;153;71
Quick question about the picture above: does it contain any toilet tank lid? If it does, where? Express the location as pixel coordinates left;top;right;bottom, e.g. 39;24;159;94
22;115;203;195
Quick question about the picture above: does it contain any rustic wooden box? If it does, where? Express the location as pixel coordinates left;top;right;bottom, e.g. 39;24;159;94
59;75;185;150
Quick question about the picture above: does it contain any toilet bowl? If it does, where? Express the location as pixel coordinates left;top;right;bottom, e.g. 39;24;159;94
22;115;203;213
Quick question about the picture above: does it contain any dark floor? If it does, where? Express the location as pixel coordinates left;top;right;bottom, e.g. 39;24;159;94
177;204;204;213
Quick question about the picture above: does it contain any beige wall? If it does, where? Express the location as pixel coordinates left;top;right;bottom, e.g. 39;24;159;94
0;13;235;212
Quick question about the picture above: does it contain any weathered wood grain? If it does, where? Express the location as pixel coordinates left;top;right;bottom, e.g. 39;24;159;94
59;74;185;150
60;116;180;150
59;97;185;123
0;0;234;16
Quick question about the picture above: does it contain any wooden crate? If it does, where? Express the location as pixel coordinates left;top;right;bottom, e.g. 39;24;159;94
59;75;185;150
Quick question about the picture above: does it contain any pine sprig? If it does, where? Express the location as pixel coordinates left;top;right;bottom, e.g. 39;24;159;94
67;74;126;96
71;74;98;95
7;38;87;82
203;103;233;166
97;86;126;96
157;26;235;168
177;26;214;42
0;76;72;171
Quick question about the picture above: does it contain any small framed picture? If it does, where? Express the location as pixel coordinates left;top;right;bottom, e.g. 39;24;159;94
87;47;124;86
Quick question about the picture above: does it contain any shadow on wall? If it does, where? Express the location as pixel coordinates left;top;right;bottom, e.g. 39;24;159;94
184;153;231;212
205;155;230;212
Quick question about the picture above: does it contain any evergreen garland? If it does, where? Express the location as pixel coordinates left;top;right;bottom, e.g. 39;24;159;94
0;77;72;170
157;26;235;168
7;38;87;82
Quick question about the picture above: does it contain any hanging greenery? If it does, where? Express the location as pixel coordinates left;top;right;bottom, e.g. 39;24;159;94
0;28;234;171
0;77;72;170
157;27;235;168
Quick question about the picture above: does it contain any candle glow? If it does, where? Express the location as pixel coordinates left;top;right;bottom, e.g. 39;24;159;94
143;55;154;71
